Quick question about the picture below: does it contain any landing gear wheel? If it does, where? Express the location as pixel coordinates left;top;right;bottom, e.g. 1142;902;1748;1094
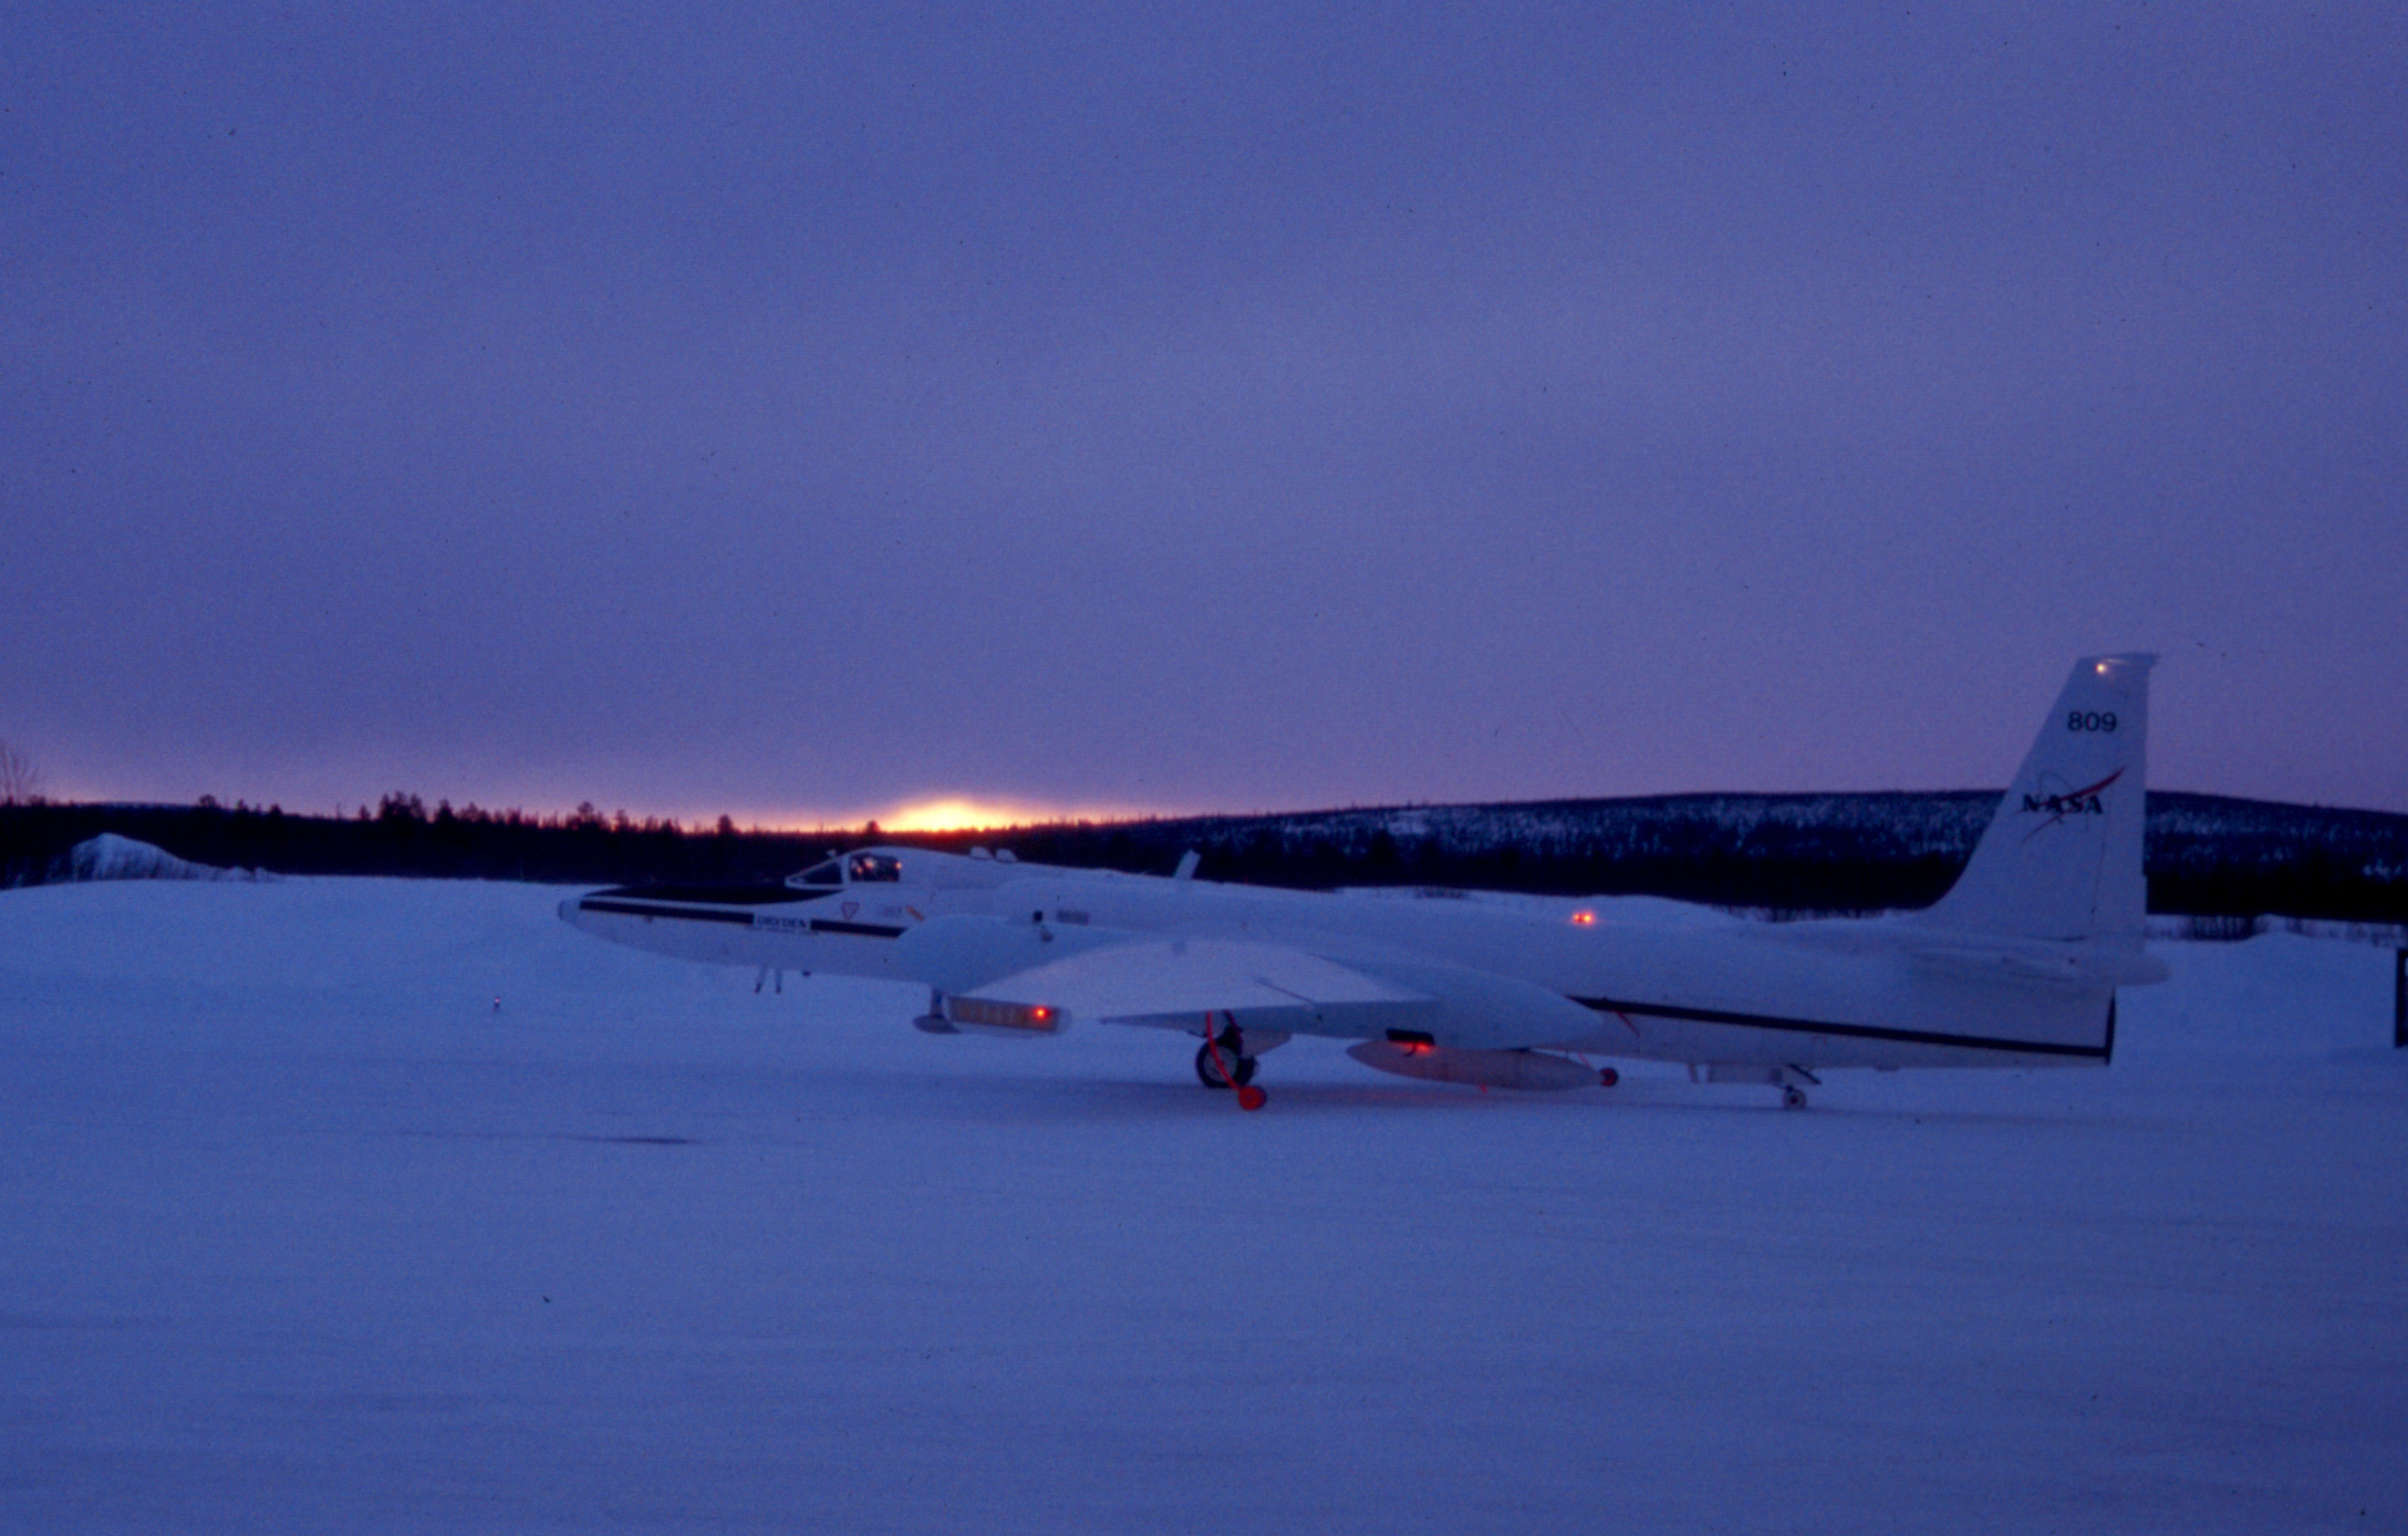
1194;1041;1258;1089
1781;1085;1809;1111
1598;1067;1621;1088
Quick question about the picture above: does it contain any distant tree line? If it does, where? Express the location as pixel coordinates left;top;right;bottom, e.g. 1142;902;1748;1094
0;794;843;890
2;788;2403;924
0;740;39;807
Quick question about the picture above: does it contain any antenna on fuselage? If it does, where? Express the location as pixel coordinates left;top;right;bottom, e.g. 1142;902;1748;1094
1174;850;1200;881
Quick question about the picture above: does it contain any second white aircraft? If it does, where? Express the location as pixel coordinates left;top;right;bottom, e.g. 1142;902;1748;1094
563;655;2164;1109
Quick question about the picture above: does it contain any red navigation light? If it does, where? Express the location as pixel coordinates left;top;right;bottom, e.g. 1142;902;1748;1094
1571;909;1596;927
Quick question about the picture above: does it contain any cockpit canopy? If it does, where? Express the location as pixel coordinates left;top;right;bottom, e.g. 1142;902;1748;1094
788;852;904;889
849;853;902;882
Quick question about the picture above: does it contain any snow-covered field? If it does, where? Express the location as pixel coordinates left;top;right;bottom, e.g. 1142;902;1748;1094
4;877;2403;1533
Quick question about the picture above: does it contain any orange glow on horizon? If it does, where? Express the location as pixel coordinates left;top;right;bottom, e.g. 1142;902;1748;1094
696;796;1182;836
864;796;1157;834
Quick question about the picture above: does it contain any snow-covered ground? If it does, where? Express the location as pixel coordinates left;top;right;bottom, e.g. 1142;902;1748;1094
3;877;2403;1533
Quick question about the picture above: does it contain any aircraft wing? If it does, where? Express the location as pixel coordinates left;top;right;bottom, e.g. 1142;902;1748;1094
952;938;1436;1034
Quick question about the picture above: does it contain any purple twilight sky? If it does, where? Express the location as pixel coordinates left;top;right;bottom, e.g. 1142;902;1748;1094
5;4;2403;826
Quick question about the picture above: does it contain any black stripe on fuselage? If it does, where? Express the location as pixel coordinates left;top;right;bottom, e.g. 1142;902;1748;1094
576;898;905;939
580;898;759;927
1571;994;2111;1060
591;883;825;906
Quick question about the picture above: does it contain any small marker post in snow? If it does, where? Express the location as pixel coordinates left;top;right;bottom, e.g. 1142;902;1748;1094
2393;949;2404;1049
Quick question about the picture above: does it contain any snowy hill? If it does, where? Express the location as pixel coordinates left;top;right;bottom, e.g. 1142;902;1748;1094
52;832;273;884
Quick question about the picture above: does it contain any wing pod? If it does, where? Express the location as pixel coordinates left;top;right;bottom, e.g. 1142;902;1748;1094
942;996;1069;1037
1345;1041;1597;1092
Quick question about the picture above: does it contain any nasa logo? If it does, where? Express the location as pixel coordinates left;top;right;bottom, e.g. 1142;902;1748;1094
2016;769;2122;839
2023;789;2105;816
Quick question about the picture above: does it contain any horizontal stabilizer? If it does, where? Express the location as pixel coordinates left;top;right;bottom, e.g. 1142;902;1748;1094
1901;935;2170;989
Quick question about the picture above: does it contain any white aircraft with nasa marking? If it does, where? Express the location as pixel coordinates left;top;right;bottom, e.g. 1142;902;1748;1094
562;656;2164;1109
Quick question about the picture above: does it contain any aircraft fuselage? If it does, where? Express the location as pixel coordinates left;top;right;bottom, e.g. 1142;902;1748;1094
563;850;2132;1071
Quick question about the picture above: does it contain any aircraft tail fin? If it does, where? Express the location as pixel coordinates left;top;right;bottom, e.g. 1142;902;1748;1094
1915;654;2155;942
